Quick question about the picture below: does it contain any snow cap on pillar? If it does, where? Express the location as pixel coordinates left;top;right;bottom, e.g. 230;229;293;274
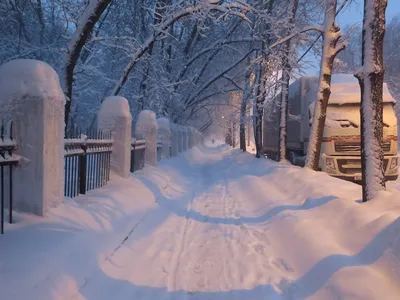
0;59;65;215
98;96;132;178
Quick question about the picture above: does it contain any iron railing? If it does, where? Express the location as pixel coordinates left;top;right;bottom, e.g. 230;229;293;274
0;121;18;234
64;129;113;198
131;139;146;172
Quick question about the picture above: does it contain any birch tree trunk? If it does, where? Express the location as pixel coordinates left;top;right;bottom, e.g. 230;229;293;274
305;0;346;170
254;56;265;158
279;0;299;161
355;0;388;202
240;59;253;152
252;57;262;157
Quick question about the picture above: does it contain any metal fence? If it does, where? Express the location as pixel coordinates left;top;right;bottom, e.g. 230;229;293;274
0;121;18;234
131;139;146;172
64;129;113;198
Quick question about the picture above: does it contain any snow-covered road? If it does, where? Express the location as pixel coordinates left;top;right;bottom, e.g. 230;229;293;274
1;144;400;299
68;144;400;300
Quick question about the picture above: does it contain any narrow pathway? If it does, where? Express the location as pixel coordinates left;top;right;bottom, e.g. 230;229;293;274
71;145;400;300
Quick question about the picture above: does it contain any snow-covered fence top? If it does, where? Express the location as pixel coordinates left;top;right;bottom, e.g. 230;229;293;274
131;138;146;150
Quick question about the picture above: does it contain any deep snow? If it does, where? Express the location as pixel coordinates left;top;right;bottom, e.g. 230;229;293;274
1;144;400;299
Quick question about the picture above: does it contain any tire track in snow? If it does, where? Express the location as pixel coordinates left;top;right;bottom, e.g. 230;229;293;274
166;169;203;294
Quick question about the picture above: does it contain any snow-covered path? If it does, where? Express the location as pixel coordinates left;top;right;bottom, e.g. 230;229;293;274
67;144;400;300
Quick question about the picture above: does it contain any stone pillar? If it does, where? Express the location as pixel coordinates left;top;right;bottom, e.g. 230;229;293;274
193;130;199;146
189;127;195;148
135;110;158;167
98;96;132;178
157;117;171;159
182;126;188;152
170;123;179;157
0;59;64;216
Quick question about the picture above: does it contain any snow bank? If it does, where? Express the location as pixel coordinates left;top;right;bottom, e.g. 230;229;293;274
1;146;400;299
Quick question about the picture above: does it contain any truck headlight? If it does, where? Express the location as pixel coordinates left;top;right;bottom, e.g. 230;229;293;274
326;157;336;170
390;157;398;170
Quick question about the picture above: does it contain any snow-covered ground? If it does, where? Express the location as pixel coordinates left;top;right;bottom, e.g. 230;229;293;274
1;144;400;300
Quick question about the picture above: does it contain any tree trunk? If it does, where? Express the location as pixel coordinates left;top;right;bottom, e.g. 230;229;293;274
64;0;112;131
240;59;253;152
252;57;262;157
254;61;264;158
355;0;388;201
279;0;299;162
305;0;345;170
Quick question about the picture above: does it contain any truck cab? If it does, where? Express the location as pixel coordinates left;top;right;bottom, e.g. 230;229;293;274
264;74;398;182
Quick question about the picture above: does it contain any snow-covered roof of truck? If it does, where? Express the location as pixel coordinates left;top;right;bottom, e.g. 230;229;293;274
302;74;396;105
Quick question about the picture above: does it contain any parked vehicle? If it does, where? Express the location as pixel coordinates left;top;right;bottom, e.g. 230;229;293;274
263;74;398;181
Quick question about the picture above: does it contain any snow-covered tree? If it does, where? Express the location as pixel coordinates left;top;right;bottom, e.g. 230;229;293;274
278;0;299;162
355;0;388;201
64;0;113;128
305;0;346;170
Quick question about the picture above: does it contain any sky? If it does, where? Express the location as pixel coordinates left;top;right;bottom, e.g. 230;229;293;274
304;0;400;76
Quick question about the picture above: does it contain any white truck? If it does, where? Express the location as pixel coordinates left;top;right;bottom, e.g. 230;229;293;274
263;74;398;182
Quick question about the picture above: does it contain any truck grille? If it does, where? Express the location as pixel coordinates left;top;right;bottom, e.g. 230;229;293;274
334;141;391;153
337;158;389;175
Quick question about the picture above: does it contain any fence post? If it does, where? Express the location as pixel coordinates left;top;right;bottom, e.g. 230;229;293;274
97;96;132;178
0;59;64;216
157;117;171;159
135;110;158;167
177;125;183;153
188;127;194;149
182;127;188;151
78;143;87;194
170;123;179;157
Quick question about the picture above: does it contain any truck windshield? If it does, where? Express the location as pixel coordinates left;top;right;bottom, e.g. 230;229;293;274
325;103;397;129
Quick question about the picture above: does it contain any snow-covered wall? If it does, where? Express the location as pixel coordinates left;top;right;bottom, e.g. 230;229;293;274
0;59;65;216
98;96;132;178
157;117;171;159
135;110;158;167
